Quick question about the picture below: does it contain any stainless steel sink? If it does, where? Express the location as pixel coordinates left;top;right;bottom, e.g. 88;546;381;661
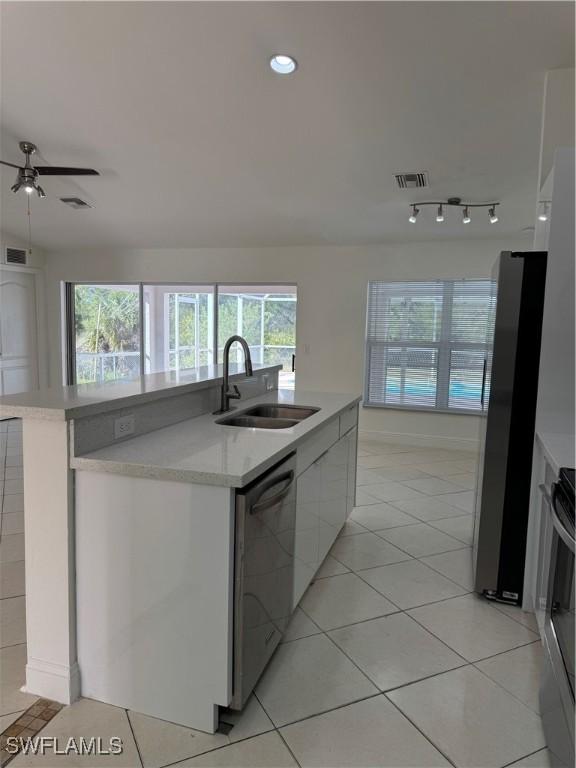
216;403;320;429
242;404;320;420
216;415;300;429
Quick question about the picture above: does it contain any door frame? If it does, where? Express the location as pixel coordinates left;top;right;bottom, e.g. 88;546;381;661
0;263;48;393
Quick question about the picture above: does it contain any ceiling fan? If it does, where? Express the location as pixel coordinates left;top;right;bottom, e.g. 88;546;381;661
0;141;99;198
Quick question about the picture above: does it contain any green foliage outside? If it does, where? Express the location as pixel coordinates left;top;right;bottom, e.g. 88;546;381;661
75;286;140;383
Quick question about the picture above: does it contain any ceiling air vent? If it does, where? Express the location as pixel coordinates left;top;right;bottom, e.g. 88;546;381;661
5;247;27;265
394;171;429;189
60;197;93;210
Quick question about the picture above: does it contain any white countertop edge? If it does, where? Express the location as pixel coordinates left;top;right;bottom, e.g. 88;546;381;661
71;391;361;488
71;448;287;488
0;364;281;421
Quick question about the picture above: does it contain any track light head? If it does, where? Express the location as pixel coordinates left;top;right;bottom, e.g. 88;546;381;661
462;206;471;224
488;206;499;224
538;202;549;222
436;204;444;223
409;205;419;224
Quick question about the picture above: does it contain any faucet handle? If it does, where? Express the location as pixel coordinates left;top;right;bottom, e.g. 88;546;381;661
230;384;241;399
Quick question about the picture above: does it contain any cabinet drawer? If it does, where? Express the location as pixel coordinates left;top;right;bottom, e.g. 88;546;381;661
339;404;358;437
296;418;339;475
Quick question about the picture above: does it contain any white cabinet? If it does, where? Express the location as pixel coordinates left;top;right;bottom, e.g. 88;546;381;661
345;427;358;517
293;461;321;606
292;423;357;608
317;436;349;565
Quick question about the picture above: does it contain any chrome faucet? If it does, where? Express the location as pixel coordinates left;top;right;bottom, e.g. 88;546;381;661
216;335;254;414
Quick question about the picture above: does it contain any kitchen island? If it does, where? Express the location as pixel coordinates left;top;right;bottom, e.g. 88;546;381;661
0;366;359;732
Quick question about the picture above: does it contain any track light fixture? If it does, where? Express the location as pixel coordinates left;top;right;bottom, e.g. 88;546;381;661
406;197;500;226
538;201;550;222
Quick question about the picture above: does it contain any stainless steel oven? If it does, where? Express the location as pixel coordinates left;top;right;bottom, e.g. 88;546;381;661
540;468;575;767
231;453;296;710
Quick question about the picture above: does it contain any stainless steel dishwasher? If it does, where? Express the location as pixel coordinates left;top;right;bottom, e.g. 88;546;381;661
231;452;296;709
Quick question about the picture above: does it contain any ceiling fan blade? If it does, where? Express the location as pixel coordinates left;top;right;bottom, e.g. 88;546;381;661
35;166;99;176
0;160;23;170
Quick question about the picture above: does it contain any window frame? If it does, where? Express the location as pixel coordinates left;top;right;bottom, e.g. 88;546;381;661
364;279;495;416
65;281;297;385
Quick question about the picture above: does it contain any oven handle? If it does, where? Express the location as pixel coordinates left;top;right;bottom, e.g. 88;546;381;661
251;470;295;514
540;484;575;554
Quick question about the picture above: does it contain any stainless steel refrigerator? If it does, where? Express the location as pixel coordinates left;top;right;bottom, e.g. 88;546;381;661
473;250;547;605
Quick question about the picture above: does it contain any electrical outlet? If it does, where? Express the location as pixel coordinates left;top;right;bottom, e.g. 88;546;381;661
114;414;135;440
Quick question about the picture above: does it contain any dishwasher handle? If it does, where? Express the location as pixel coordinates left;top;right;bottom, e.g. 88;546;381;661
251;470;295;515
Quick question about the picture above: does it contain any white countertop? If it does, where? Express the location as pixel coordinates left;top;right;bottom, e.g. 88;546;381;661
0;364;280;421
71;388;360;487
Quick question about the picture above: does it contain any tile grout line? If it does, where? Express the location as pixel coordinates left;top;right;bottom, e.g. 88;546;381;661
124;708;145;768
501;746;550;767
352;562;471;611
274;724;303;768
383;691;460;768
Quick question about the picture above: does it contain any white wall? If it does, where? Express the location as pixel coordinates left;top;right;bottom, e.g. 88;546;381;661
44;235;530;447
535;148;575;434
537;69;575;191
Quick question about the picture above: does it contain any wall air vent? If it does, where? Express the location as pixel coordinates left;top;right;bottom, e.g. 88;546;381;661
60;197;93;210
394;171;429;189
5;247;27;265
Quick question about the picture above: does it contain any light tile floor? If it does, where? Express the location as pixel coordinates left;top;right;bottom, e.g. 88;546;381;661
0;425;552;767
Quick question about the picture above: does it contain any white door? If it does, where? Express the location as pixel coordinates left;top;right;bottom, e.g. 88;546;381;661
0;268;39;397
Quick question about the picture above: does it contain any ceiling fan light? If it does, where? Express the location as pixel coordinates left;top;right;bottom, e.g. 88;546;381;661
36;184;46;198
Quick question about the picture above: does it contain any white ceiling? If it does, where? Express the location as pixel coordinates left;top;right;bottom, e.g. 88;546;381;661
0;1;573;250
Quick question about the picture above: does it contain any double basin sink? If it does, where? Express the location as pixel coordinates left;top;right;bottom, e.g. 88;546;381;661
216;403;320;429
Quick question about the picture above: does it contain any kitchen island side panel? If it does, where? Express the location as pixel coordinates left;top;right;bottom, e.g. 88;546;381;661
75;471;234;733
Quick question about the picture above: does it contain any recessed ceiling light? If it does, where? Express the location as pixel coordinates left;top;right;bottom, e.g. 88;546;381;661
270;54;297;75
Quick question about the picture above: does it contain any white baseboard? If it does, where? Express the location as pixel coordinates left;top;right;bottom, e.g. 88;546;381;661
359;429;479;453
25;657;81;704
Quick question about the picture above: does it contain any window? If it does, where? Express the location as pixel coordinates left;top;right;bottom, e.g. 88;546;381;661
217;286;296;389
364;279;496;413
67;283;297;388
143;285;215;374
73;284;141;385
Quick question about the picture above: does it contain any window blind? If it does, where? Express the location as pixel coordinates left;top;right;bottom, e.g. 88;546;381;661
365;279;496;413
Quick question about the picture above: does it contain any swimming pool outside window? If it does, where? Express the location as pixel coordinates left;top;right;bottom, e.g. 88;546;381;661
364;279;496;414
